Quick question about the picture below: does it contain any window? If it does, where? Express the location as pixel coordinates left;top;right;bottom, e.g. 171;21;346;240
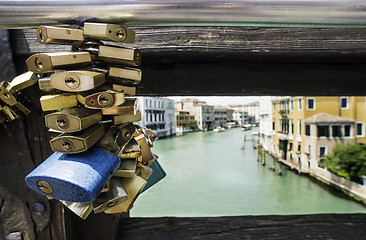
344;125;351;137
272;121;275;130
298;144;301;152
319;146;327;157
340;97;348;109
291;120;294;134
357;122;364;137
290;100;294;111
273;103;276;111
307;98;315;110
298;99;302;110
298;120;302;135
305;125;311;136
332;125;342;137
317;125;329;137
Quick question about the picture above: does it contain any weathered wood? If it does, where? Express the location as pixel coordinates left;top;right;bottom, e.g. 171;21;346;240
118;214;366;240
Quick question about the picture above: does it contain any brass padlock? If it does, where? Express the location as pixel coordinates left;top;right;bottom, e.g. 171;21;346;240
37;26;84;44
50;124;105;153
0;82;30;115
38;77;56;92
118;138;141;159
26;52;92;73
135;133;155;163
2;105;20;121
60;201;93;220
104;175;146;214
98;45;141;67
77;90;125;109
136;163;153;181
40;94;78;111
101;98;138;115
50;71;105;92
84;22;135;43
113;158;137;178
113;110;141;125
93;178;128;214
8;72;40;92
45;107;102;132
97;123;135;151
109;67;142;85
112;84;136;97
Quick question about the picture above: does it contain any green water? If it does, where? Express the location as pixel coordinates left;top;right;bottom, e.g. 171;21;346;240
131;128;366;217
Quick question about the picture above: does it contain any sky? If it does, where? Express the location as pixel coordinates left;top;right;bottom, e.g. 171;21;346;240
167;96;261;107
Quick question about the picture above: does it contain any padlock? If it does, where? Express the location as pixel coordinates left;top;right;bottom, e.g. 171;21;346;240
50;124;105;153
84;22;135;43
40;94;78;111
77;90;125;109
45;107;101;132
0;106;8;124
118;138;141;159
112;84;136;96
113;158;137;178
1;105;20;121
26;52;92;73
144;129;158;143
60;201;93;220
142;159;166;193
101;98;138;115
37;26;84;44
113;110;141;125
98;45;142;67
93;178;128;214
50;71;105;92
25;146;120;202
135;133;155;163
8;71;40;92
38;77;56;92
104;175;146;214
97;123;135;151
136;163;153;181
0;81;31;115
109;67;142;85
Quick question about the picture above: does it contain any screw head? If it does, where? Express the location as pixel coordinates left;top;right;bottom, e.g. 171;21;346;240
37;180;53;194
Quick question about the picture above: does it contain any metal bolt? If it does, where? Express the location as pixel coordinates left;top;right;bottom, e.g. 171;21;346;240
37;180;53;194
6;232;22;240
32;202;46;215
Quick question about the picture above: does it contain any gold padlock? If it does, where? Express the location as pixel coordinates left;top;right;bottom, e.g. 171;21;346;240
93;178;128;214
26;52;91;73
8;72;40;92
118;138;141;159
45;107;102;132
77;90;125;109
104;175;146;214
1;105;20;121
38;77;56;92
109;67;142;85
40;94;78;111
113;158;137;178
98;45;141;67
84;22;135;43
60;201;93;219
0;82;30;115
136;163;153;181
97;123;135;151
50;71;105;92
135;133;155;163
113;110;141;125
101;98;138;115
50;124;105;153
112;84;136;97
37;26;84;44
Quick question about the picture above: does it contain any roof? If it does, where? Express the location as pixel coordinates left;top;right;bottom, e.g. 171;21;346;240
304;113;355;124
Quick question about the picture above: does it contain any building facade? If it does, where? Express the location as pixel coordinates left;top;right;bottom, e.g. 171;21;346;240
175;110;198;133
230;101;259;124
214;106;229;128
258;96;274;151
137;97;176;137
232;110;248;126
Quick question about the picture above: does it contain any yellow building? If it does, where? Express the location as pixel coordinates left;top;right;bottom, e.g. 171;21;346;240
271;97;366;171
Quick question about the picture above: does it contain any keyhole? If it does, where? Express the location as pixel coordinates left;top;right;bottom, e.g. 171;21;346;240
35;57;43;71
115;27;126;40
56;117;68;129
64;74;80;89
38;28;47;43
97;93;113;107
61;139;74;151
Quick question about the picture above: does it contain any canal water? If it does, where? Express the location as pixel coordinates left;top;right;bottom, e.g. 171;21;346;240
131;128;366;217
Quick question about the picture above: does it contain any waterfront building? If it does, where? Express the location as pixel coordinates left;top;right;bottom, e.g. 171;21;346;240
136;97;176;137
175;110;198;133
232;110;248;126
271;96;366;171
175;99;214;130
258;96;274;151
214;106;229;128
230;101;259;124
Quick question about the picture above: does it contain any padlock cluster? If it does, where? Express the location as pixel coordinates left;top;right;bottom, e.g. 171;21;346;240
22;23;166;219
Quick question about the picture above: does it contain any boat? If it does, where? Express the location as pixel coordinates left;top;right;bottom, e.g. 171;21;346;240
213;126;225;133
241;124;252;131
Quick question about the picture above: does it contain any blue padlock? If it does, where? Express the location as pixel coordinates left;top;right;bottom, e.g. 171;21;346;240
142;159;166;193
25;146;120;202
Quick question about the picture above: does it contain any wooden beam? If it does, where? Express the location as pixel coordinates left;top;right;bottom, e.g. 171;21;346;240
118;214;366;240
